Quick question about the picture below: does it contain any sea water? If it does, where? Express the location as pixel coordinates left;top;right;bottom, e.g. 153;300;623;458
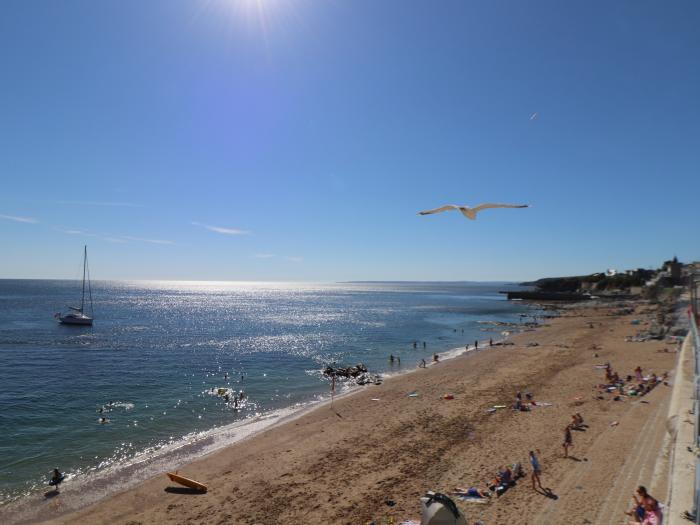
0;280;535;507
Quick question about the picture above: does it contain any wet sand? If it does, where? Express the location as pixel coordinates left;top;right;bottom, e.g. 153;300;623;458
14;300;679;524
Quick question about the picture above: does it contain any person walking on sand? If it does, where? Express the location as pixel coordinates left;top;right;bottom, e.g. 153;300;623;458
529;450;543;490
563;424;573;458
474;340;478;350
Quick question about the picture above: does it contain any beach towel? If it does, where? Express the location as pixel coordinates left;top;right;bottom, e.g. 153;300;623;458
455;495;489;503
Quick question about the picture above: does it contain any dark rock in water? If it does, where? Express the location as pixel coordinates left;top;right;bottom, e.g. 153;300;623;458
323;363;368;379
323;363;381;386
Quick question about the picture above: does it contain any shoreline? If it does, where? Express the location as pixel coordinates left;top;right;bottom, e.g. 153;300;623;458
1;318;531;523
9;298;680;524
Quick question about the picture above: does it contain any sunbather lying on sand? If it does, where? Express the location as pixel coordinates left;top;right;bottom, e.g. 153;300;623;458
452;487;491;499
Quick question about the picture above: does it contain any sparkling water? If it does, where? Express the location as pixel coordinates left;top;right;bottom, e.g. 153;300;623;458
0;279;533;506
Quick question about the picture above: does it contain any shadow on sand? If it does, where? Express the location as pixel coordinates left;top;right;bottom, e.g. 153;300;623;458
536;487;558;500
164;486;207;495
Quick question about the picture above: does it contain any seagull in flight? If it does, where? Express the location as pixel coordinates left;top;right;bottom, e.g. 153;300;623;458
418;203;529;221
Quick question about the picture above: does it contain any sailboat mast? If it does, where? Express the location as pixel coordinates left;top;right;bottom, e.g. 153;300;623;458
81;245;87;313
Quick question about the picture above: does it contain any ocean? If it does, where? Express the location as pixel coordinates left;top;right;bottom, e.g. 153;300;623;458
0;279;535;508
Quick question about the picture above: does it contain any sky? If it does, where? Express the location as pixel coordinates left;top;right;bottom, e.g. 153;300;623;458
1;0;699;281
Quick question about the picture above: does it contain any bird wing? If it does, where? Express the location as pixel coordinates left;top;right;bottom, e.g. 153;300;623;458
470;203;529;214
418;205;461;215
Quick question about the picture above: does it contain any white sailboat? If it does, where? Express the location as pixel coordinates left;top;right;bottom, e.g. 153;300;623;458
56;246;94;326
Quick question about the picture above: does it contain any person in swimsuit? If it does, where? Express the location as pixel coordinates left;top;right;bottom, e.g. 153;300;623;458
529;450;543;490
563;424;573;457
453;486;491;498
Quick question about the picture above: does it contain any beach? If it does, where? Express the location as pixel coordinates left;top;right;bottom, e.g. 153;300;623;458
12;298;679;524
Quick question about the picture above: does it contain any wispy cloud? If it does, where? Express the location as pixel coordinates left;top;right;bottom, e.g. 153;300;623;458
54;227;173;245
122;236;175;245
252;253;302;262
0;214;38;224
56;200;142;208
192;221;250;236
54;227;89;235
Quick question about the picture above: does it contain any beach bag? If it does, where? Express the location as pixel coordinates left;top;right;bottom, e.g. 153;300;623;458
420;491;467;525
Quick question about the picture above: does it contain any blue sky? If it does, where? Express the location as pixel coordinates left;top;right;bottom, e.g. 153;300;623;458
1;0;698;281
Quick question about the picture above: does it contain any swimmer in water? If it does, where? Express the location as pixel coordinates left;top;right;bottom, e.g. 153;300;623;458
99;417;109;424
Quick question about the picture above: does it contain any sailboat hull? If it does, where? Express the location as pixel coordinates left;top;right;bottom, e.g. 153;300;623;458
59;314;93;326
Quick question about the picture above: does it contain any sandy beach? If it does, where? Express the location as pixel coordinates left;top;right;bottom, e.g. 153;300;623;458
12;299;680;525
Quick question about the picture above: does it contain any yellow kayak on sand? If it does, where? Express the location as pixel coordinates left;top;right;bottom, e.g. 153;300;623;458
166;472;207;492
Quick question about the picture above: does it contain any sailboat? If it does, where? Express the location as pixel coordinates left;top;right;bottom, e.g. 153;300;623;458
56;246;94;326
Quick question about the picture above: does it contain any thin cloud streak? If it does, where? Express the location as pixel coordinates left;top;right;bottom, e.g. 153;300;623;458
0;214;38;224
284;256;303;263
122;236;175;245
192;221;250;236
56;200;142;207
54;227;173;245
254;253;276;258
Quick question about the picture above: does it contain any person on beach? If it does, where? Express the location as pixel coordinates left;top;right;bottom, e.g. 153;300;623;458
423;341;426;348
489;338;493;346
625;486;659;521
529;450;543;490
413;341;417;349
563;424;573;457
628;499;662;525
433;353;439;363
419;358;427;368
49;468;64;491
474;340;478;349
389;354;395;364
452;486;491;499
490;465;513;496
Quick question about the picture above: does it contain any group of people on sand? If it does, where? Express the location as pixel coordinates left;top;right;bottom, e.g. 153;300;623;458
451;450;548;502
560;412;588;458
512;391;535;411
597;362;666;400
625;486;662;524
